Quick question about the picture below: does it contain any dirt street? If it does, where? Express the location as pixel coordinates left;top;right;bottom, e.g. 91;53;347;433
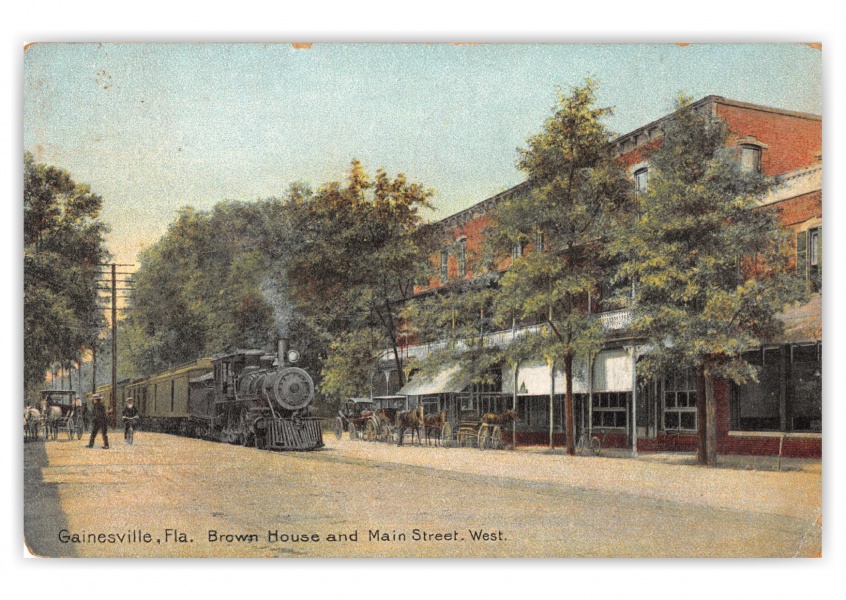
23;431;822;558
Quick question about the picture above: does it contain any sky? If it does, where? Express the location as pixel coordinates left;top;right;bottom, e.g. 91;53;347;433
24;43;822;267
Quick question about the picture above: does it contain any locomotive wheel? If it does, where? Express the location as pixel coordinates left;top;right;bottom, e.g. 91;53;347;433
439;422;452;448
365;420;377;442
349;422;357;440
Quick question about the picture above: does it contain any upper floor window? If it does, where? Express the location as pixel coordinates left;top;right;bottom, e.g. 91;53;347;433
634;168;648;196
457;239;467;277
740;144;762;173
440;248;449;282
535;231;545;253
511;241;524;261
797;227;821;293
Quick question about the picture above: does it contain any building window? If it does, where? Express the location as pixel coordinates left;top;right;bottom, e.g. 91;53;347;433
536;231;545;253
440;248;449;282
663;368;697;432
592;391;629;429
797;227;821;292
790;344;821;432
740;145;762;173
634;168;648;196
511;241;524;261
457;238;467;277
734;349;780;431
732;345;821;433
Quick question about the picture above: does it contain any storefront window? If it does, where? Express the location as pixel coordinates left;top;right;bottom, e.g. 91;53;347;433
592;391;629;429
791;345;821;432
735;350;781;431
663;368;698;432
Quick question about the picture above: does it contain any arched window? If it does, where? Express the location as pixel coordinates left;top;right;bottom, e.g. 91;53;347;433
740;144;762;173
634;167;648;196
440;248;449;282
457;238;467;277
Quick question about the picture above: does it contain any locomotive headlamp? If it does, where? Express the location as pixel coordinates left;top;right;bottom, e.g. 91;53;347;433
286;349;300;364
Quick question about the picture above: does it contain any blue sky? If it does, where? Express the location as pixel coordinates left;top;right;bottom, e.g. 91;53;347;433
24;43;822;266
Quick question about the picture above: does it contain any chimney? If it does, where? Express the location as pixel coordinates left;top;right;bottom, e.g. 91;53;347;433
278;338;289;366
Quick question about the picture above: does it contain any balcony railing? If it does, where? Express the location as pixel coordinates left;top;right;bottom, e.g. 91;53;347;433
599;308;632;331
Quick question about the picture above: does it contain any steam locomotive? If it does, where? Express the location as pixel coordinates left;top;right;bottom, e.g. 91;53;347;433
95;340;323;451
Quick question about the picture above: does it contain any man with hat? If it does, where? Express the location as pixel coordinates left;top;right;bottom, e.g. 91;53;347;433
87;394;109;449
122;397;139;441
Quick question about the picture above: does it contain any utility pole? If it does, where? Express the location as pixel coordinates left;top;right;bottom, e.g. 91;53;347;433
96;263;134;428
111;263;117;426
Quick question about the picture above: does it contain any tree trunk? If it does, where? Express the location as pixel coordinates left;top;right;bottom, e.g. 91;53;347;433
696;365;707;465
705;372;718;465
564;352;575;456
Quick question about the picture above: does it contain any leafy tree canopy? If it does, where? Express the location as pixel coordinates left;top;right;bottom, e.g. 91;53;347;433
615;95;808;385
24;152;109;392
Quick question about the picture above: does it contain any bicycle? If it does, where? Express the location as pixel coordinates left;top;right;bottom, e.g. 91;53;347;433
123;416;140;445
576;431;601;456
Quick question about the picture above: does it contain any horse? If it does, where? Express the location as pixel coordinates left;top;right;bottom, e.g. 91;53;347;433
24;406;41;442
424;410;447;446
396;405;424;446
40;402;62;440
481;409;520;427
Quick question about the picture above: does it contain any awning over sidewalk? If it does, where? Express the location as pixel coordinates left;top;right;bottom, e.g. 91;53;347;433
397;366;471;396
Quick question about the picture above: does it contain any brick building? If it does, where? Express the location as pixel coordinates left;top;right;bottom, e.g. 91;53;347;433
374;96;821;458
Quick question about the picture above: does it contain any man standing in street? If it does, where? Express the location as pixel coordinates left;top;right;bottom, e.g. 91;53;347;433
87;394;109;449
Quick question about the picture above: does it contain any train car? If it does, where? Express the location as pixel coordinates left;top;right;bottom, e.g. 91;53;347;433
140;358;214;434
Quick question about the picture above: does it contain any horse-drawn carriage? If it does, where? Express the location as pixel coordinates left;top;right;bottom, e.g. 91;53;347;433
334;398;395;442
39;390;85;441
334;396;452;446
456;409;519;450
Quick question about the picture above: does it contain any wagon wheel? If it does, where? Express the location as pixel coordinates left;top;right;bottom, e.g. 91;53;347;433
457;428;470;447
75;416;84;440
490;426;503;450
66;417;75;440
590;435;601;456
349;422;358;440
478;424;490;450
365;420;377;442
439;422;452;448
333;417;344;441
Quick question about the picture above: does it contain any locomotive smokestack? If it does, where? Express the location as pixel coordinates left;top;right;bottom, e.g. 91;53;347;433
278;338;289;366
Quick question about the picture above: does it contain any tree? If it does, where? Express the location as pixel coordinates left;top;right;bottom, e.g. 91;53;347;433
125;190;321;377
486;81;633;456
24;152;108;392
615;95;807;465
288;160;437;398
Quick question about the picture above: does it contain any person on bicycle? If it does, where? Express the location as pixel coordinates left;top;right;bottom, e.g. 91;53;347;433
122;397;139;441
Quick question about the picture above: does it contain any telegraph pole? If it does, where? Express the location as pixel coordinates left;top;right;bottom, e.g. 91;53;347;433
111;264;117;426
96;263;134;427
